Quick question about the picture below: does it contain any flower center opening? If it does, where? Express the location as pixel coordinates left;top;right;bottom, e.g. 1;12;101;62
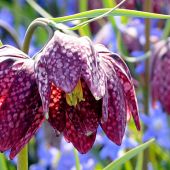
66;80;85;106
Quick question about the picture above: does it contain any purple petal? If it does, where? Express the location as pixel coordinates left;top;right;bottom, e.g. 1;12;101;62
35;31;106;113
112;58;140;130
48;84;66;134
10;107;44;159
0;45;29;59
0;49;44;159
99;56;127;145
151;39;170;113
95;44;140;130
66;80;101;135
79;37;106;100
64;114;96;153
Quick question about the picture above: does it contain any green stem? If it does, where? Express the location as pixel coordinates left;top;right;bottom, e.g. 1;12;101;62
143;1;152;170
144;0;151;115
0;153;8;170
17;146;28;170
162;19;170;39
0;20;21;49
22;18;54;53
143;29;151;113
73;148;81;170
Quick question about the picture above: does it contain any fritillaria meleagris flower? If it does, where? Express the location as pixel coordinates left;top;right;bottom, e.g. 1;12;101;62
0;45;44;159
151;38;170;114
0;31;140;159
35;31;140;154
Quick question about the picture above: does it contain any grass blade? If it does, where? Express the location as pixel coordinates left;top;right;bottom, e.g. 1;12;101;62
103;139;155;170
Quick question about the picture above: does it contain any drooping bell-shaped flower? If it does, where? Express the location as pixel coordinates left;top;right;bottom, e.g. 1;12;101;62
0;45;45;159
35;31;140;153
0;45;69;159
151;38;170;114
0;31;140;159
35;31;106;116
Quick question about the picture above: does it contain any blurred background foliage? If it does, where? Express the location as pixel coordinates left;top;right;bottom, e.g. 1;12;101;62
0;0;170;170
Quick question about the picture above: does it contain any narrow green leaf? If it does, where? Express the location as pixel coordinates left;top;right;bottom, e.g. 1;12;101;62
26;0;52;18
135;152;143;170
51;9;170;24
103;139;155;170
71;0;126;30
0;153;8;170
73;149;81;170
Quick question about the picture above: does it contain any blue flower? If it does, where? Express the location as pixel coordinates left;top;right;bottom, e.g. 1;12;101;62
141;103;170;149
29;163;46;170
99;135;120;160
131;50;145;74
95;128;138;160
32;127;60;169
56;0;77;16
0;8;14;26
0;8;15;46
57;138;96;170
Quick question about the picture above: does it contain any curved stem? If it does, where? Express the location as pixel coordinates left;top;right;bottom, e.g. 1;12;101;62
22;18;54;53
0;20;21;49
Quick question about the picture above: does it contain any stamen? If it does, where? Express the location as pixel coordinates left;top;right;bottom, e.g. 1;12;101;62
66;80;84;106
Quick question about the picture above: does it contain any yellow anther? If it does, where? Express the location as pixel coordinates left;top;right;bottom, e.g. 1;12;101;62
66;80;84;106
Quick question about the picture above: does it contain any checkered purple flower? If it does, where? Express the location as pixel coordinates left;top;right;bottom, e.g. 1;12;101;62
0;31;140;159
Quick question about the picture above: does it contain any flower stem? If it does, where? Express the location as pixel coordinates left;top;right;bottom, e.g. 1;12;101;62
0;20;21;49
73;148;81;170
17;146;28;170
22;18;54;54
143;1;152;170
143;0;151;115
162;19;170;39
